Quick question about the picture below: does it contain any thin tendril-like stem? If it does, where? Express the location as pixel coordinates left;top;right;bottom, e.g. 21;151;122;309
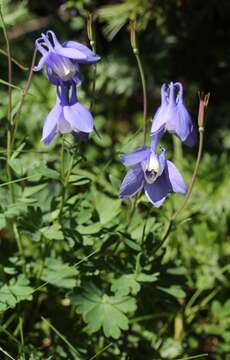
11;49;37;147
87;13;98;112
58;139;75;220
130;20;148;144
171;129;204;220
0;48;29;71
0;6;13;195
0;6;26;267
134;50;147;143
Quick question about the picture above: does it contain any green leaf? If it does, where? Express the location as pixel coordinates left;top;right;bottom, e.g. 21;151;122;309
0;275;33;312
72;283;136;339
41;258;78;289
94;193;121;225
158;286;186;299
40;223;64;240
77;223;102;235
0;213;6;230
112;273;158;296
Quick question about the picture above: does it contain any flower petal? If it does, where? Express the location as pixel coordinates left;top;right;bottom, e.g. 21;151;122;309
174;103;192;142
151;104;167;134
183;123;197;147
120;146;150;166
64;41;100;63
33;53;49;72
119;165;144;198
42;103;62;145
165;160;187;194
63;102;94;133
58;117;72;133
144;173;170;207
55;46;87;60
151;127;165;152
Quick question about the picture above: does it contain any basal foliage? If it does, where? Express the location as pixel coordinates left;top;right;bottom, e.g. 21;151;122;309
0;1;229;360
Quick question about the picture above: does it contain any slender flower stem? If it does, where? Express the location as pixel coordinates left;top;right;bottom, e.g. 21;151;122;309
0;6;13;196
0;7;26;266
59;139;75;220
87;13;98;112
11;49;37;147
171;128;204;220
155;93;210;253
130;20;148;144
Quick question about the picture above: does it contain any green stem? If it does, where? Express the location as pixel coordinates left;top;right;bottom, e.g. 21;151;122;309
133;48;147;144
0;6;25;266
171;128;204;220
11;49;37;147
155;127;204;253
59;139;74;220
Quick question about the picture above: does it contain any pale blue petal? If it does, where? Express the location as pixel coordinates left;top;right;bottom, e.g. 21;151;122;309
63;102;94;133
165;160;187;194
55;46;87;60
64;41;100;63
42;102;62;144
120;146;150;166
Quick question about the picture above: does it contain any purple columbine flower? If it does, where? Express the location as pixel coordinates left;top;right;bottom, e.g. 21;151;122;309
34;30;100;85
42;82;94;145
119;138;186;207
151;82;197;147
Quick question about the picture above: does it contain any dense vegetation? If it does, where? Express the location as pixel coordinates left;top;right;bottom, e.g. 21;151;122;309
0;1;229;359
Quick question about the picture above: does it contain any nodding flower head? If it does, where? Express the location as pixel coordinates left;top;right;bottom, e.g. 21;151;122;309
151;82;197;147
42;82;94;145
34;30;100;85
119;135;186;207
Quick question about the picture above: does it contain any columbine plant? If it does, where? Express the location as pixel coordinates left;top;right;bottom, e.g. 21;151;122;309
119;81;196;207
119;135;186;207
151;82;197;146
34;30;100;85
34;30;100;144
42;82;94;145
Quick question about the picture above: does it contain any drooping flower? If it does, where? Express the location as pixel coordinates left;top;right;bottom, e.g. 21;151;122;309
151;82;197;146
34;30;100;85
42;82;94;145
119;137;186;207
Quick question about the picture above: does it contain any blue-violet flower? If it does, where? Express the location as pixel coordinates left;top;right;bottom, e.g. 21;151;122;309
34;30;100;85
151;82;197;146
119;138;186;207
42;82;94;145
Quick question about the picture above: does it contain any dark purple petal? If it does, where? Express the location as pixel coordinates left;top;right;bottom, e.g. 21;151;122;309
120;146;150;166
183;123;197;147
74;131;89;142
144;173;170;207
64;41;100;63
42;103;62;145
165;160;187;194
63;102;94;133
119;165;144;198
